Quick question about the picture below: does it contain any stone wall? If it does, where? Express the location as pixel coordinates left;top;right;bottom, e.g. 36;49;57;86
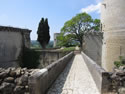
83;31;103;66
101;0;125;32
0;52;74;94
22;30;31;48
0;67;38;94
81;52;111;94
0;26;31;68
101;0;125;72
110;66;125;94
102;31;125;72
53;33;60;47
29;52;74;94
38;50;69;68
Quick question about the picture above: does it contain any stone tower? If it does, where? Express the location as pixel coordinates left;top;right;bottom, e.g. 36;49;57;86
101;0;125;72
53;33;60;47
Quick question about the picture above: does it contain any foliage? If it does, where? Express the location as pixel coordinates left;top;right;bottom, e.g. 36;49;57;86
57;33;79;47
92;19;100;31
114;56;125;68
21;48;40;69
37;18;50;49
59;12;100;47
60;47;75;52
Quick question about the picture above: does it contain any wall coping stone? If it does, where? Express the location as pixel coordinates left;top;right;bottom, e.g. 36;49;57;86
0;25;31;33
84;31;103;36
31;68;48;78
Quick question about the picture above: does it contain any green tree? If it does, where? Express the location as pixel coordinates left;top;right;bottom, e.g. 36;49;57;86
57;33;79;47
57;33;71;47
60;12;100;47
37;18;50;49
92;19;100;31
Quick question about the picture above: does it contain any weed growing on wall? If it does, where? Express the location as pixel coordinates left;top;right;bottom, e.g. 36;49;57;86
114;56;125;68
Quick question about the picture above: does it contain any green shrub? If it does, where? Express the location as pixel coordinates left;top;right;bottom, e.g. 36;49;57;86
21;48;40;69
114;56;125;68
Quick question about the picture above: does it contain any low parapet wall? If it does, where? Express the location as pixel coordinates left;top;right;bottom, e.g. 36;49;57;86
37;50;70;68
81;52;111;94
29;52;74;94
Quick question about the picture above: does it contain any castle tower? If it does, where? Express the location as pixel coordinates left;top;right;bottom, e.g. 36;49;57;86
53;33;60;47
101;0;125;71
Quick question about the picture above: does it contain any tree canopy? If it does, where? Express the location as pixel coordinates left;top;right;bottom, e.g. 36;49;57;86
37;18;50;49
58;12;100;47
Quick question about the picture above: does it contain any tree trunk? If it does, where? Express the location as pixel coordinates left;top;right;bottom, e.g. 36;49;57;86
42;44;46;49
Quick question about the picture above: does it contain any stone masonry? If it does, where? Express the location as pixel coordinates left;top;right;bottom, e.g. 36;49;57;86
83;31;103;66
53;33;60;47
0;26;31;68
0;67;38;94
47;54;100;94
101;0;125;72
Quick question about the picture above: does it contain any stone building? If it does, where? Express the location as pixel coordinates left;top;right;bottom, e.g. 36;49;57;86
83;31;103;66
101;0;125;72
0;26;31;68
53;33;60;47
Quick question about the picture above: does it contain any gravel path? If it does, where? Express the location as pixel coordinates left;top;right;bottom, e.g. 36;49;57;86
47;54;100;94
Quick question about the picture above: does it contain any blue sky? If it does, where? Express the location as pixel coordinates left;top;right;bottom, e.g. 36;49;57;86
0;0;101;40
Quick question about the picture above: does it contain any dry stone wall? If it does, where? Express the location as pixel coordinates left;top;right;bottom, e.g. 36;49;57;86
0;67;39;94
110;66;125;94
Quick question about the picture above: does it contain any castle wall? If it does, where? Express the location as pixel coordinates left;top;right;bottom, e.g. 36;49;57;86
0;26;31;68
0;31;23;67
101;0;125;72
101;0;125;32
83;32;103;66
23;31;31;48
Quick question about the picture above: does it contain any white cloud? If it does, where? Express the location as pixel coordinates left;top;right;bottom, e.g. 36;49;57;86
80;2;101;14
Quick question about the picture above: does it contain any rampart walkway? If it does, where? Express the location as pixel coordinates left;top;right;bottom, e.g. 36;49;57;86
47;54;100;94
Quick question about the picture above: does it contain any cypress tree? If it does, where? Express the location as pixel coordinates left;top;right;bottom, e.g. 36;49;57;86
37;18;50;49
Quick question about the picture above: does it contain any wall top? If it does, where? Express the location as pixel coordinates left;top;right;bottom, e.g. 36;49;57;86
0;26;32;33
84;30;103;36
54;33;60;35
